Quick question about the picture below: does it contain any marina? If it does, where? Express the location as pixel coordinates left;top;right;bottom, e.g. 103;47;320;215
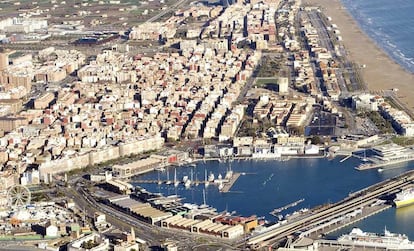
134;171;242;193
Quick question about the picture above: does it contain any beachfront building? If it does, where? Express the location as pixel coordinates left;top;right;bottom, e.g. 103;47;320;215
352;93;384;112
379;103;414;136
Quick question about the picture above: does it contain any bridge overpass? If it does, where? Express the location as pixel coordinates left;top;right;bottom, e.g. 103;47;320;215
246;170;414;249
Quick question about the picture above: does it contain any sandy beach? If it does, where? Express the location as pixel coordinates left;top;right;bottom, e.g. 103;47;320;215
305;0;414;110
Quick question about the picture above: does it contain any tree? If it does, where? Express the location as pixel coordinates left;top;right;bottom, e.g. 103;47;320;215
310;136;322;145
81;240;98;249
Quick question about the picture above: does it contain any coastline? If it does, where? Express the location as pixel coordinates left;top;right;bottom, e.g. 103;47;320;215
305;0;414;109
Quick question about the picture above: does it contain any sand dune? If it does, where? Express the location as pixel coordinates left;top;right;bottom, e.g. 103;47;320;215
304;0;414;110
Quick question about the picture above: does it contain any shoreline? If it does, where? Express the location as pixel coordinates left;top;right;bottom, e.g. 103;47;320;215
305;0;414;110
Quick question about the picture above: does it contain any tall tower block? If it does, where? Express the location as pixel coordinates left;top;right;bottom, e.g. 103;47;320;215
0;51;9;71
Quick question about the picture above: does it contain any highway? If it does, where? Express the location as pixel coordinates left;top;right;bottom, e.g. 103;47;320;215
246;170;414;249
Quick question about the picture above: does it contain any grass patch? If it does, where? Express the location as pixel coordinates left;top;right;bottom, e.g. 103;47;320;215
359;111;394;134
257;54;287;78
254;77;286;93
255;78;278;87
391;136;414;146
31;193;49;202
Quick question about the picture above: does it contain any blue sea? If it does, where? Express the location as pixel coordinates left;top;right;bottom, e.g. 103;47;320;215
132;158;414;239
341;0;414;73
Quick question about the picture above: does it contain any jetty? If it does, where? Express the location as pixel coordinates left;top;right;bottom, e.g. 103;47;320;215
270;198;305;216
220;172;241;193
339;155;352;163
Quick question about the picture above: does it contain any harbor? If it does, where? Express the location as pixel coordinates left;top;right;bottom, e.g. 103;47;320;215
131;157;414;246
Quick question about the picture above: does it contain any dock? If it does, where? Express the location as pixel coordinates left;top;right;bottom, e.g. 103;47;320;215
134;180;207;185
220;172;241;193
339;155;352;163
270;198;305;216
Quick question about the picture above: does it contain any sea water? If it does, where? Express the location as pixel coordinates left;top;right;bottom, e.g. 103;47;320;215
341;0;414;73
132;157;414;239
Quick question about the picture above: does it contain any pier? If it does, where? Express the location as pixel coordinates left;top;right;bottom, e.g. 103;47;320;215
245;169;414;250
134;180;207;185
220;172;241;193
270;198;305;216
339;155;352;163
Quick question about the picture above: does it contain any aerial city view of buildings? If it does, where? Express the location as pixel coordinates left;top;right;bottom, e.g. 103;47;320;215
0;0;414;250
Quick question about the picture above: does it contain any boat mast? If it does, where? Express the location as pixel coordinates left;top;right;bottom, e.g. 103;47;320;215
203;189;206;205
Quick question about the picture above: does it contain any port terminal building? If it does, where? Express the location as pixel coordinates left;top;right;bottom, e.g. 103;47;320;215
160;214;244;239
108;195;172;224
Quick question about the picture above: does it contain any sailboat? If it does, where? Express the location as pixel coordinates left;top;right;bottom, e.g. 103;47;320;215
200;189;208;208
218;181;224;192
166;168;171;185
208;172;215;182
184;179;191;189
194;172;199;186
204;169;209;188
157;171;162;185
174;169;179;187
225;162;233;180
362;149;368;162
